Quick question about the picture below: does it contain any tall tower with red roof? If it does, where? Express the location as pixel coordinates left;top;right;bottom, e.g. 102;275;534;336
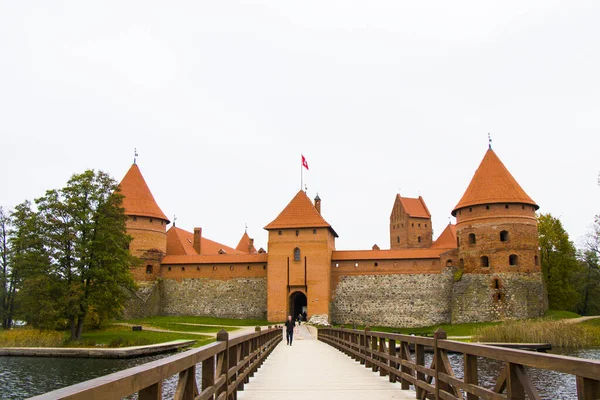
390;195;433;249
119;163;170;281
451;148;546;322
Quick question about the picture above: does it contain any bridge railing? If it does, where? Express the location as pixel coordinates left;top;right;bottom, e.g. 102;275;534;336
318;327;600;400
31;326;282;400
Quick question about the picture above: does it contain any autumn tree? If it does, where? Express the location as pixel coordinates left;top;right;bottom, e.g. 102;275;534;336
537;213;582;312
18;170;136;340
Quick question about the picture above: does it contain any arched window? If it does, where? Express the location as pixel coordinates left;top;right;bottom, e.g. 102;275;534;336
294;247;301;261
468;233;476;245
146;265;153;274
500;231;509;242
480;256;489;267
509;254;519;266
417;236;421;243
446;259;453;267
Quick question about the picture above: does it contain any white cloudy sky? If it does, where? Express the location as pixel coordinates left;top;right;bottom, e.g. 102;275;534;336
1;1;599;251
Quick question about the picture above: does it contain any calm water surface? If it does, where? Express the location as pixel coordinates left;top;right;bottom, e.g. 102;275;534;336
0;347;598;399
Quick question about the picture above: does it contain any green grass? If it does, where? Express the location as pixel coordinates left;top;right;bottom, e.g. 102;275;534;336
122;315;270;327
135;322;239;333
582;318;600;327
78;325;214;348
542;310;581;319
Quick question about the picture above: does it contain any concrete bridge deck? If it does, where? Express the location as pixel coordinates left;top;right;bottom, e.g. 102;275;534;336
238;325;414;400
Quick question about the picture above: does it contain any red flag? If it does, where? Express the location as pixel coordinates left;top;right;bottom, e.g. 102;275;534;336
301;155;309;170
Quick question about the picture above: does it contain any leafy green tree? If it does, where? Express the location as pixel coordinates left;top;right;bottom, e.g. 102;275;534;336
18;170;136;340
538;213;582;312
0;207;17;329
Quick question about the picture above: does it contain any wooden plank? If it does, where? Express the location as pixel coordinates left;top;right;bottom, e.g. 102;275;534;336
139;382;161;400
576;376;600;400
514;363;541;400
415;343;426;400
442;373;507;400
464;354;478;400
388;339;397;383
379;338;388;377
494;365;507;394
506;363;525;399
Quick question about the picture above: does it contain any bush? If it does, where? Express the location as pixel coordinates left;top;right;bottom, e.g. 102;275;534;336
0;329;66;347
473;319;600;348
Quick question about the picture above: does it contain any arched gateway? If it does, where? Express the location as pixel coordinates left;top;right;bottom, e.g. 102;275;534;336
289;291;307;319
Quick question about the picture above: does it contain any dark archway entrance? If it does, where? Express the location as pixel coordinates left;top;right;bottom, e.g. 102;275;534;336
289;291;307;320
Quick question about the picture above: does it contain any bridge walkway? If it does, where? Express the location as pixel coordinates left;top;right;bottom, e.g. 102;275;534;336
237;325;414;400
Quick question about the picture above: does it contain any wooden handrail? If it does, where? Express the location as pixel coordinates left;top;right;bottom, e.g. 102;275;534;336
318;327;600;400
29;326;282;400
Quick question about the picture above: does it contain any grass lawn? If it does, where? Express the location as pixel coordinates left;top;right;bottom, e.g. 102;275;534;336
542;310;581;319
582;318;600;327
121;315;270;327
78;325;214;348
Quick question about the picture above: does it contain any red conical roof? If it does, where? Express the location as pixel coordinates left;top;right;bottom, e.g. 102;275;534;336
452;149;537;216
264;190;338;237
119;163;169;222
236;231;257;254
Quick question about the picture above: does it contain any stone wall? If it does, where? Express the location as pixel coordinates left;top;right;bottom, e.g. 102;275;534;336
451;272;547;324
330;269;454;327
122;280;162;319
161;277;267;319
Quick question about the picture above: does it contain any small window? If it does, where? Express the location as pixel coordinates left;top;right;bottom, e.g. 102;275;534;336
374;262;378;267
480;256;489;267
486;205;490;210
247;265;251;270
425;224;427;228
294;247;301;261
161;221;163;225
493;278;500;289
522;205;525;210
534;255;539;266
313;229;317;234
412;223;414;227
354;262;359;267
278;231;282;236
212;266;217;271
146;265;153;274
263;265;266;270
469;207;472;212
295;230;299;236
133;216;137;221
397;236;400;244
335;263;339;268
418;236;421;243
500;231;509;242
418;223;421;227
150;218;153;223
196;266;200;271
505;204;509;209
230;265;234;271
168;266;172;271
182;267;185;271
446;259;452;267
509;254;519;266
468;233;476;245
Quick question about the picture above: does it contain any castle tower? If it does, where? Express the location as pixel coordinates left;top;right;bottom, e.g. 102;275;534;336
451;149;540;273
389;195;433;249
119;163;170;280
450;148;546;322
264;191;338;322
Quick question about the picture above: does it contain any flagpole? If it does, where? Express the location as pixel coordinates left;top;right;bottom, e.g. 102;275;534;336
301;155;303;191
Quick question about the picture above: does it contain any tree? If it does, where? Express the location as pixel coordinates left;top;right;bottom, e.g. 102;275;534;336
537;213;582;312
18;170;136;340
0;207;17;329
580;214;600;315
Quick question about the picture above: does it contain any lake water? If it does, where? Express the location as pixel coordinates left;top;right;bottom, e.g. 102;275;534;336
0;347;598;399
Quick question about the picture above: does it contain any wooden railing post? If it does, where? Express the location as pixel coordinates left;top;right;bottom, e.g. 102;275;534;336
174;365;198;400
216;329;229;399
433;329;446;400
464;354;478;400
228;341;238;400
388;338;396;383
202;352;215;399
379;337;387;377
577;376;600;399
371;333;379;373
364;327;372;368
415;342;425;399
138;382;161;400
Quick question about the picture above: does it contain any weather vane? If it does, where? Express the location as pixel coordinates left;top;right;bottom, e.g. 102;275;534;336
173;214;177;227
134;148;139;164
245;223;248;233
488;133;492;150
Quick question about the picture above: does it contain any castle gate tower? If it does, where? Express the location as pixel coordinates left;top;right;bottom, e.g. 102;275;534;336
264;191;338;322
119;163;170;281
450;148;546;322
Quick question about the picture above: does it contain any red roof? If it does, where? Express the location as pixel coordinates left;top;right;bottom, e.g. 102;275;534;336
264;190;338;236
166;226;244;256
236;232;257;254
452;149;537;215
332;248;449;261
399;195;431;218
431;224;457;249
119;164;169;221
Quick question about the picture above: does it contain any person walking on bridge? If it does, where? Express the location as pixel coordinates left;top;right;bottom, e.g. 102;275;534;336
285;315;295;346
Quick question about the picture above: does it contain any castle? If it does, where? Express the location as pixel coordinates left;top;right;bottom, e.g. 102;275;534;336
120;146;547;326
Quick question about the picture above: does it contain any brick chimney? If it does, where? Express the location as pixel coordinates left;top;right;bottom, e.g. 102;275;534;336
193;227;202;254
314;194;321;214
249;238;255;254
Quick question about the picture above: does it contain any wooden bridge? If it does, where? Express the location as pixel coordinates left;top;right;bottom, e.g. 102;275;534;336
31;325;600;400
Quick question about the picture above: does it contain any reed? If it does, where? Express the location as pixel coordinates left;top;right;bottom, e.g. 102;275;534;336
0;329;66;347
473;319;600;348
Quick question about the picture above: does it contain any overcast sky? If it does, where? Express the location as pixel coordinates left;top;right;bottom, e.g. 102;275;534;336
1;1;599;251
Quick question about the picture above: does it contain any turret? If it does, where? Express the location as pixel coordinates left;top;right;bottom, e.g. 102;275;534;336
451;149;540;274
389;195;433;249
119;163;169;280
